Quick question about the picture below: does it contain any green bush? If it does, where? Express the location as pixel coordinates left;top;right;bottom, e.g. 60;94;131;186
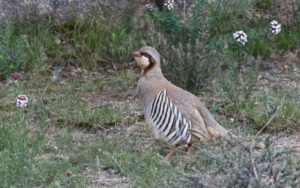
160;41;222;91
150;10;184;41
143;0;297;92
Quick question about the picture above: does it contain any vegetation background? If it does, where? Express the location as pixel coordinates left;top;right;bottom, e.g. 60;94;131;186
0;0;299;187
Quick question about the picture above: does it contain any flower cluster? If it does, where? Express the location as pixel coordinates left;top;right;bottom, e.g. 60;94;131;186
164;0;175;10
233;20;281;45
8;72;22;83
233;31;248;45
16;95;28;107
66;170;73;177
145;3;154;11
270;20;281;35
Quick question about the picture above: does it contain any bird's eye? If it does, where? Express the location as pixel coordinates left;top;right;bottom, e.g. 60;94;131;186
141;52;155;63
141;52;151;59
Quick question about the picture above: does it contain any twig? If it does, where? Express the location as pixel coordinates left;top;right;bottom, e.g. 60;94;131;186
253;100;284;141
250;146;259;179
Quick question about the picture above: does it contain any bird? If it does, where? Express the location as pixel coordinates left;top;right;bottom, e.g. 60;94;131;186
132;46;231;161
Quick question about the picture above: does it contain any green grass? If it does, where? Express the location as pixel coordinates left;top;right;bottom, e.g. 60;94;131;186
0;2;300;187
0;106;47;187
213;60;300;133
0;67;177;187
1;62;300;187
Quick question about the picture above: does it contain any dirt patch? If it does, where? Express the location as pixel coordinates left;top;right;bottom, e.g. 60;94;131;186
273;134;300;153
85;169;132;188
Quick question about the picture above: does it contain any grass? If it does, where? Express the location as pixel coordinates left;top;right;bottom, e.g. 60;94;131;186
1;60;299;187
213;57;300;133
0;69;129;187
0;66;178;187
0;1;300;187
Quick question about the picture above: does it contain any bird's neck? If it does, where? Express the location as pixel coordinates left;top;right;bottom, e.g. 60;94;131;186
141;65;164;79
137;66;168;99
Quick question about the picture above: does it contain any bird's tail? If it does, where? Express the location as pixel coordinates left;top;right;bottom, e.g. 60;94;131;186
196;101;234;140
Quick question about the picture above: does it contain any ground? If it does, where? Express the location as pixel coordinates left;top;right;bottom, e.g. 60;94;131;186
0;50;299;187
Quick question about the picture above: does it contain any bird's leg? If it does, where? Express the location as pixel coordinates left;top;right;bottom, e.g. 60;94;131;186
184;143;192;161
164;144;179;161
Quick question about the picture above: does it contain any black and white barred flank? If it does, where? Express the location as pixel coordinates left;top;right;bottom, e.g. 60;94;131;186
150;89;192;145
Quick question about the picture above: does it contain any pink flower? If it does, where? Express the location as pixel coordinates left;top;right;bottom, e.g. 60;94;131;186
202;9;210;16
16;95;28;107
202;31;209;39
66;170;73;177
9;73;22;83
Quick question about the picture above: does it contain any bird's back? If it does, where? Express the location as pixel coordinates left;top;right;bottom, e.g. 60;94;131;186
138;75;229;143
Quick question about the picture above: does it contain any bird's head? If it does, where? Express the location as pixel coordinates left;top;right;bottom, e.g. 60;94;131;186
132;46;161;75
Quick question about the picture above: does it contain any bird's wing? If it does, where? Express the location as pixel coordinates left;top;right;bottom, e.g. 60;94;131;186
165;85;230;141
149;89;192;145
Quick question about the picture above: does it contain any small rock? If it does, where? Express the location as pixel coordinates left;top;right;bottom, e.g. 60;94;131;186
254;142;266;149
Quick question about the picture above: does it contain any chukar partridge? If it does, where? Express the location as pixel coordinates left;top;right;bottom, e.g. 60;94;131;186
133;46;230;161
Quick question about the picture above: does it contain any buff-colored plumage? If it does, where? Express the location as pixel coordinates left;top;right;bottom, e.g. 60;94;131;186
133;46;230;160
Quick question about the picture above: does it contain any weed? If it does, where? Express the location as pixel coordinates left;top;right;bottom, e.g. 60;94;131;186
0;24;26;80
216;57;259;108
166;137;300;187
214;58;300;132
0;109;46;187
71;21;139;69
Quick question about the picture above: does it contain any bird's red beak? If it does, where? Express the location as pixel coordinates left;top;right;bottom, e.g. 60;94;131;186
132;51;141;57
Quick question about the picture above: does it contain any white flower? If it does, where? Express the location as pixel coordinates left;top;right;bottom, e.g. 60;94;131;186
145;3;154;11
270;20;281;35
233;30;248;45
164;0;175;10
16;95;28;107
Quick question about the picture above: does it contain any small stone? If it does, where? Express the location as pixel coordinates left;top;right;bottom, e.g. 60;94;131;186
53;145;58;151
254;142;266;149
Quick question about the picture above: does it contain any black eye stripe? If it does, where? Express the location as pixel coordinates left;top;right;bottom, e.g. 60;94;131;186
141;52;152;59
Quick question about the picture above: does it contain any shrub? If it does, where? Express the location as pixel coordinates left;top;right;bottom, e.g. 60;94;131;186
160;41;222;91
